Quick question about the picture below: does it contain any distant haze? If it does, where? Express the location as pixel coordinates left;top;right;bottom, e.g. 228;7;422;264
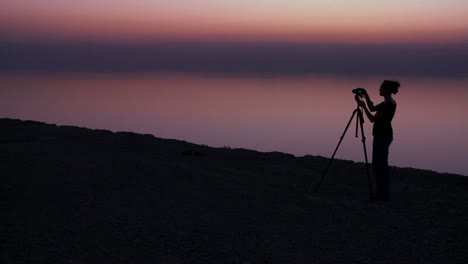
2;41;467;77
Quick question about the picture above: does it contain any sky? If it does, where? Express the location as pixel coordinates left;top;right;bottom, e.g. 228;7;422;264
1;1;468;76
1;0;468;43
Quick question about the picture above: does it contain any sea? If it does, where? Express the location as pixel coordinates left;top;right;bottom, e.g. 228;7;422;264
1;73;467;175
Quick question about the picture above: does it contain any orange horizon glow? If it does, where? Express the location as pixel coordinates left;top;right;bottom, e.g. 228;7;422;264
1;1;468;44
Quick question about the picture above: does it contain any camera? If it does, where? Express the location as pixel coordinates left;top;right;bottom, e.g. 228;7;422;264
352;88;366;95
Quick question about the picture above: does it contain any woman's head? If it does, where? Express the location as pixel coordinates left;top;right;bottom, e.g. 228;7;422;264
380;80;400;96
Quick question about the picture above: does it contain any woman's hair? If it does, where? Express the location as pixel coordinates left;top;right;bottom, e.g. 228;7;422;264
382;80;400;94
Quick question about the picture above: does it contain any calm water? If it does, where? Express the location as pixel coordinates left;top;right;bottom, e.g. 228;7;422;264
1;73;467;175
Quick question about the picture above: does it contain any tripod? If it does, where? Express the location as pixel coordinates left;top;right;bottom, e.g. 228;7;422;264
314;95;372;197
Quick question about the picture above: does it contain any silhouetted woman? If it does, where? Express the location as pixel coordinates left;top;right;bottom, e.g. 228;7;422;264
358;80;399;200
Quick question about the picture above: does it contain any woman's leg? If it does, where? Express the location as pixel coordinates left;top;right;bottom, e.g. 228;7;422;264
372;137;392;199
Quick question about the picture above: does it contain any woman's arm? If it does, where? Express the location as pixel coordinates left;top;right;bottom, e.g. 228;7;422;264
358;100;382;123
363;93;377;112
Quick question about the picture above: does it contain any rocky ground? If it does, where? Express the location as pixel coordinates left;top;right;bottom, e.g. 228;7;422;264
1;118;467;263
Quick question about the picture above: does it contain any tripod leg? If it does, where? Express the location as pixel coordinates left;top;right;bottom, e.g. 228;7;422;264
314;109;358;192
358;110;372;198
355;109;359;137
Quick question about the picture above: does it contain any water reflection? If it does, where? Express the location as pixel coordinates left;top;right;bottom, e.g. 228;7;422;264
1;73;467;175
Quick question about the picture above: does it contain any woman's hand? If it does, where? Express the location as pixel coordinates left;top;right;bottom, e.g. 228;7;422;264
362;90;376;111
361;89;371;101
358;100;366;108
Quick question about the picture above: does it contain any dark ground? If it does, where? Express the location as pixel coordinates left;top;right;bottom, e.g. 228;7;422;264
1;118;467;263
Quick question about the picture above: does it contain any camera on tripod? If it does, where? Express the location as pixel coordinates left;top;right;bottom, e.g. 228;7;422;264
352;88;366;96
314;87;372;195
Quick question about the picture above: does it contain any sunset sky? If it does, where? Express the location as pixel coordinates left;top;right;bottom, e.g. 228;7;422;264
2;0;468;43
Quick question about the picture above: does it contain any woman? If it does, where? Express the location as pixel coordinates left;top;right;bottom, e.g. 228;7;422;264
358;80;399;200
